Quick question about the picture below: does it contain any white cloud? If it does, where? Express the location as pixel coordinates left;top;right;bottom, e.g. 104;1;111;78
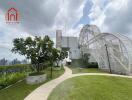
0;0;86;60
0;9;33;60
66;24;83;37
0;0;86;36
89;0;132;38
54;0;86;36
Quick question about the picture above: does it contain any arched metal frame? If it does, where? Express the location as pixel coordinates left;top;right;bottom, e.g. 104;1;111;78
79;25;132;75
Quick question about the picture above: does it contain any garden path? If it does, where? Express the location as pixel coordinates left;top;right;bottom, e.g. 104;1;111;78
25;66;132;100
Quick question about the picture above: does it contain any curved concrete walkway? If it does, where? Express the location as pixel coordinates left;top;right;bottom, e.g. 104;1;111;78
25;66;132;100
24;66;72;100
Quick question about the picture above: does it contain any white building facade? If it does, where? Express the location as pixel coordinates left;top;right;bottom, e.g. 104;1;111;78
56;30;80;59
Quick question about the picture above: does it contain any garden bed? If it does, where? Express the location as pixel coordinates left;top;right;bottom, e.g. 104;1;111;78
0;67;64;100
0;72;26;90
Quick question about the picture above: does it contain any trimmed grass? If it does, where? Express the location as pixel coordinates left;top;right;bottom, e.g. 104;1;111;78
0;67;64;100
69;66;107;74
48;75;132;100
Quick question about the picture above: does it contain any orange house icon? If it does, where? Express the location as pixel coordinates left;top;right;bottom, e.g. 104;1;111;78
5;7;20;23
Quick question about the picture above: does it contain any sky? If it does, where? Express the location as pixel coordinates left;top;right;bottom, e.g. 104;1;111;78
0;0;132;60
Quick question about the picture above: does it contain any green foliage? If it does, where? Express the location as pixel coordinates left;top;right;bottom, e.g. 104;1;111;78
71;59;98;68
61;47;69;59
70;53;98;68
0;64;31;73
12;35;60;73
29;72;45;76
50;48;60;64
60;51;68;60
0;64;31;89
86;62;98;68
69;67;105;74
51;48;68;67
0;68;64;100
0;72;26;89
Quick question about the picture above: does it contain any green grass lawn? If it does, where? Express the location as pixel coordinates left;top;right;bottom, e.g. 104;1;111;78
48;75;132;100
69;66;107;74
0;67;64;100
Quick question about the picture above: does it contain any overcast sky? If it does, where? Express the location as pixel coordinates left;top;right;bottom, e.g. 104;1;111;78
0;0;132;60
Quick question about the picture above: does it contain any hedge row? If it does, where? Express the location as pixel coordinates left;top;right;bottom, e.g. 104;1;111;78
71;59;98;68
0;64;31;74
85;62;98;68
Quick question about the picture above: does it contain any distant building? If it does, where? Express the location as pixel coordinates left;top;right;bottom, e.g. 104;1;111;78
61;36;80;59
0;58;7;65
56;30;97;62
56;30;62;50
56;30;80;59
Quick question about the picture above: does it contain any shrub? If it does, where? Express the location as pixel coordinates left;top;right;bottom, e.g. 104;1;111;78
71;59;98;68
29;72;45;76
0;64;31;74
86;62;98;68
0;72;26;89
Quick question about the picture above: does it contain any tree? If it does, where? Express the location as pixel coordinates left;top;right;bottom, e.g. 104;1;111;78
48;48;68;78
51;48;68;67
12;35;55;73
61;47;69;59
51;48;60;65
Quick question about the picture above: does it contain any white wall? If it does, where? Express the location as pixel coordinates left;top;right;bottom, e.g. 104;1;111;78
61;37;81;59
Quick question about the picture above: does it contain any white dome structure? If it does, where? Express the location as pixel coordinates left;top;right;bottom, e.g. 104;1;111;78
79;25;132;75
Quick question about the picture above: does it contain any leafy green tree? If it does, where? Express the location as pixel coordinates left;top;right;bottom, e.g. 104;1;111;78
61;47;69;59
52;48;69;67
12;35;55;73
47;47;68;67
49;48;68;78
51;48;60;64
